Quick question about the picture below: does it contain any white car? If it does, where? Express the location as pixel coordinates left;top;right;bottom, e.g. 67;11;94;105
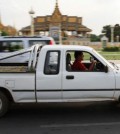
0;36;55;62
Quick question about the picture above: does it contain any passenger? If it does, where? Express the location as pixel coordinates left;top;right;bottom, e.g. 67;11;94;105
72;51;96;71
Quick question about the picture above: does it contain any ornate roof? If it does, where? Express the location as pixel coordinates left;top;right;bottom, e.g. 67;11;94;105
0;14;17;35
21;0;92;34
52;0;62;16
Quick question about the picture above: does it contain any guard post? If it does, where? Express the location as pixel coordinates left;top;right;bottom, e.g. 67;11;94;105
101;36;108;48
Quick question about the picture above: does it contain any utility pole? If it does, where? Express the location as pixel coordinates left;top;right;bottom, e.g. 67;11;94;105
111;25;114;45
59;24;62;44
29;8;35;36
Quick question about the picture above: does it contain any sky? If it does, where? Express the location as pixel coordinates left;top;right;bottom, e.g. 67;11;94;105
0;0;120;35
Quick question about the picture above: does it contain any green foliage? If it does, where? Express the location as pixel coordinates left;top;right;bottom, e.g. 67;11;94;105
9;45;23;52
90;34;101;42
102;24;120;42
103;47;120;52
1;31;9;36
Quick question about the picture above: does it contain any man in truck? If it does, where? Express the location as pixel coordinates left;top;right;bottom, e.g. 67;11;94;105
72;51;96;71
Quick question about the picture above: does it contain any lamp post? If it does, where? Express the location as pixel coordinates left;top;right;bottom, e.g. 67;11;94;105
59;24;62;44
111;25;114;45
0;31;2;36
29;8;35;36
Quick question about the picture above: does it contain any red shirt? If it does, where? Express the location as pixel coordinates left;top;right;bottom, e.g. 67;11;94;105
72;59;87;71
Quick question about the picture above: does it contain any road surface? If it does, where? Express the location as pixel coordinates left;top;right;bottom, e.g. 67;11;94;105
0;102;120;134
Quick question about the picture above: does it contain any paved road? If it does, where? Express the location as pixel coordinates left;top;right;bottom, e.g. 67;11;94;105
0;102;120;134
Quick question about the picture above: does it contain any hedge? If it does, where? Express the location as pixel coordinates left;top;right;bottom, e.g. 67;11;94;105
103;47;120;52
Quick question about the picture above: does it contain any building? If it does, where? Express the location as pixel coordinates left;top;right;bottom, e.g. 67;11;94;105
0;16;17;36
20;0;92;44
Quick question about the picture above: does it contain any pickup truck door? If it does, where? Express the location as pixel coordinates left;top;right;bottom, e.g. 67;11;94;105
36;51;62;102
62;71;115;100
62;51;115;101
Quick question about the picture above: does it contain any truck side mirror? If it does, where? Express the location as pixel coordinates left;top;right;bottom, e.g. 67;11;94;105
104;66;108;73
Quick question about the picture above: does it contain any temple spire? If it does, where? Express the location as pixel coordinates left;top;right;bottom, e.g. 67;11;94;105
56;0;58;7
52;0;62;16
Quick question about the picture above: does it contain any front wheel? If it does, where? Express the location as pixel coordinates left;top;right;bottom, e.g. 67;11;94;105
0;91;9;117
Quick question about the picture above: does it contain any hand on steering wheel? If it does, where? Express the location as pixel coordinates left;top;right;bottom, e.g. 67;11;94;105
91;60;97;71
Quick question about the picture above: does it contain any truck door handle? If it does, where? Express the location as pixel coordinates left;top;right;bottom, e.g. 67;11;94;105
66;75;74;79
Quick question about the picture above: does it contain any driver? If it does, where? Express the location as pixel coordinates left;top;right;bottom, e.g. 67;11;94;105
72;51;96;71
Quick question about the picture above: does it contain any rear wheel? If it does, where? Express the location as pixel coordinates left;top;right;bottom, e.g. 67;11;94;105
0;91;9;117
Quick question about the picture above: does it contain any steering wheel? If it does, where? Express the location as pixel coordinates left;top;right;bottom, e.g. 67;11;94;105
90;56;97;71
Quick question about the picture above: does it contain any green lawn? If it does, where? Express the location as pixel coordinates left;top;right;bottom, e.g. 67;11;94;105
70;51;120;60
98;51;120;60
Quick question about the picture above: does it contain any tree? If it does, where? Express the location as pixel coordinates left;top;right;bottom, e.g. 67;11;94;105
1;31;9;36
102;24;120;42
90;34;101;42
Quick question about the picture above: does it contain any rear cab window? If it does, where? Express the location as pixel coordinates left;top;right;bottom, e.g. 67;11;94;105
44;51;60;75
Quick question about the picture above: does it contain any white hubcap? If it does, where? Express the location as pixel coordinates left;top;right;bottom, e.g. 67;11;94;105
0;99;2;110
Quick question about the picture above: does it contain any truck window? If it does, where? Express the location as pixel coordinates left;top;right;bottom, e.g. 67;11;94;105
29;40;49;47
66;51;104;72
44;51;60;75
0;41;23;52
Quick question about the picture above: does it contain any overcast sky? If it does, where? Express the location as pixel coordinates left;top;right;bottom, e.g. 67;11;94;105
0;0;120;35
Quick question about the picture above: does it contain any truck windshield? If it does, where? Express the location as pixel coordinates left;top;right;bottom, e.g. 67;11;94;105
93;50;114;69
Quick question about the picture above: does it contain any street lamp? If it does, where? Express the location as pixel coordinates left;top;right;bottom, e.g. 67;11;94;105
111;25;114;45
0;31;2;36
59;24;62;44
29;8;35;36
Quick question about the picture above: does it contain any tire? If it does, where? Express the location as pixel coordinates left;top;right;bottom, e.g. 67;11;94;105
0;91;9;117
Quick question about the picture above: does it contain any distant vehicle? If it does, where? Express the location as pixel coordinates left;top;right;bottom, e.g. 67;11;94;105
0;36;55;62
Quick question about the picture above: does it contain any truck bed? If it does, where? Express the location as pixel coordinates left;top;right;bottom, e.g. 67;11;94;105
0;63;28;72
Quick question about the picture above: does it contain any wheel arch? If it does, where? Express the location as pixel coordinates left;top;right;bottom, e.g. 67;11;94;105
0;87;14;102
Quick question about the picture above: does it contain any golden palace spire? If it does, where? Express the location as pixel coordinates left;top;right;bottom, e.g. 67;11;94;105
56;0;58;7
21;0;92;37
53;0;62;16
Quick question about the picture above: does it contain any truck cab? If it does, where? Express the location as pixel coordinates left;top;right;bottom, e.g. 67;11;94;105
35;45;118;102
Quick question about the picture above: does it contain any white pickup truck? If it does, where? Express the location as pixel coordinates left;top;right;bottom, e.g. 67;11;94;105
0;44;120;117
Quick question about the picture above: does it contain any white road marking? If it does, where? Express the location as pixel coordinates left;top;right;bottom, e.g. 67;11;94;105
40;122;120;128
